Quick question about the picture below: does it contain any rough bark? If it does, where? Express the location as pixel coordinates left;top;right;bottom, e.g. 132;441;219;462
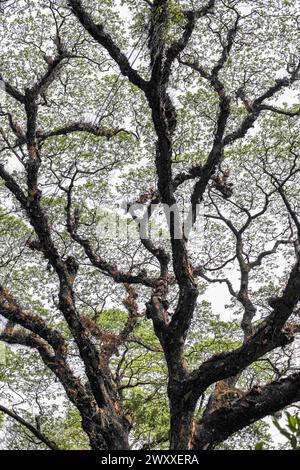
0;0;300;450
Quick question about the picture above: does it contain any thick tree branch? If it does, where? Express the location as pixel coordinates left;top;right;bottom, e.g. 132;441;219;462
0;163;27;206
38;123;132;142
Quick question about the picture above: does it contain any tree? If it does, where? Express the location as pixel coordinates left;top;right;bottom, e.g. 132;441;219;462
0;0;300;450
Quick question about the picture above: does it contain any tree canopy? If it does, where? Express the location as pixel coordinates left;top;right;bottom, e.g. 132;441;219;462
0;0;300;451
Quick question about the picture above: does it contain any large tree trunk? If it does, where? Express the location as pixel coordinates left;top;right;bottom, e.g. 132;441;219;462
169;408;195;450
83;414;131;450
